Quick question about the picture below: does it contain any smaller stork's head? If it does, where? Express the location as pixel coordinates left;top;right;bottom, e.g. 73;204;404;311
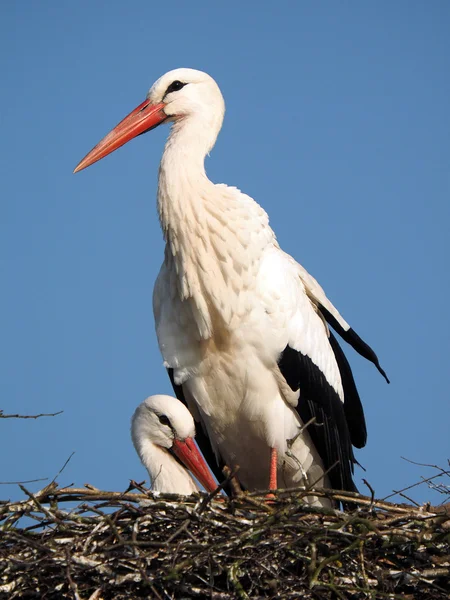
74;68;225;173
131;394;196;450
131;394;218;493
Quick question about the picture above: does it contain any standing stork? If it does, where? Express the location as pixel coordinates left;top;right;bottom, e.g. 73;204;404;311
131;395;218;495
75;69;389;501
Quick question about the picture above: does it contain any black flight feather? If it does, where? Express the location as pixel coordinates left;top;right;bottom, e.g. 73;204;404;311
278;346;357;492
319;304;390;384
328;330;367;449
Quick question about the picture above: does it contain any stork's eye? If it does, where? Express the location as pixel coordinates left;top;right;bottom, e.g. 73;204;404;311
158;414;171;427
165;80;186;95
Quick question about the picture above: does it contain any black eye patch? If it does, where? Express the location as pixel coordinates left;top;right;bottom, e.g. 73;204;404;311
158;414;171;427
164;80;186;96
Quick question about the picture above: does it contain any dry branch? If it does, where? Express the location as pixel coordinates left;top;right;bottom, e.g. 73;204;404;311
0;410;63;420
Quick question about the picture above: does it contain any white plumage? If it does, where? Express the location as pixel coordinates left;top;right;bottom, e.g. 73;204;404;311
131;394;217;495
76;68;388;505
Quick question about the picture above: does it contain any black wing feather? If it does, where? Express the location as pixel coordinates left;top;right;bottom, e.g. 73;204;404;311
328;331;367;448
278;346;357;492
319;304;390;384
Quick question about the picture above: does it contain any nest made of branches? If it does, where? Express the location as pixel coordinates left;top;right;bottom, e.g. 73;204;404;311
1;482;449;600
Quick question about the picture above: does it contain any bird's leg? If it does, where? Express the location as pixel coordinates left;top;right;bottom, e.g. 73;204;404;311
269;447;278;491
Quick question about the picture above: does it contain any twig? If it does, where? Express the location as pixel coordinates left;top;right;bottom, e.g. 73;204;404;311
51;452;75;484
383;458;450;501
65;548;81;600
227;561;249;600
0;477;48;485
362;478;375;508
0;410;63;419
286;416;317;448
18;484;65;528
401;457;450;473
396;491;421;507
382;472;450;501
196;468;234;514
222;465;243;497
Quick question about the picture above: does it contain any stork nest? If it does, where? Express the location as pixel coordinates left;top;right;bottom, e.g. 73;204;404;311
1;482;449;599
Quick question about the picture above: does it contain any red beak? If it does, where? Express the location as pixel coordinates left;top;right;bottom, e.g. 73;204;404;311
73;100;167;173
172;437;218;493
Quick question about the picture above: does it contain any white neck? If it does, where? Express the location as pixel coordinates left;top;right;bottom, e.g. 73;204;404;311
136;438;198;495
157;117;275;339
158;117;213;242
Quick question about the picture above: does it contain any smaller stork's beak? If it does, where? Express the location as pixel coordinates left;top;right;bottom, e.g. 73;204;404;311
73;100;167;173
172;437;218;494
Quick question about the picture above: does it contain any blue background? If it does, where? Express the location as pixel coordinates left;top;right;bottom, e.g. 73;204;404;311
1;2;449;506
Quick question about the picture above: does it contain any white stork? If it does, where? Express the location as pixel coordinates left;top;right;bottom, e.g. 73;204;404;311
131;394;218;495
75;69;389;503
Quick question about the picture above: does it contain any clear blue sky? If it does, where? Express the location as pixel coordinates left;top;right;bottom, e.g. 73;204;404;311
1;2;449;506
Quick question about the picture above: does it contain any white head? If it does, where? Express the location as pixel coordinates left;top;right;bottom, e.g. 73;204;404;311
74;68;225;173
147;68;225;142
131;395;217;495
131;394;196;450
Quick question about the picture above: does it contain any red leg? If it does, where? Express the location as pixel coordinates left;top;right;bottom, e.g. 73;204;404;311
269;447;278;491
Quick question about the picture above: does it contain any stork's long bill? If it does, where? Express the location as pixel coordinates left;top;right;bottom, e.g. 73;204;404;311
171;437;218;493
74;100;166;173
